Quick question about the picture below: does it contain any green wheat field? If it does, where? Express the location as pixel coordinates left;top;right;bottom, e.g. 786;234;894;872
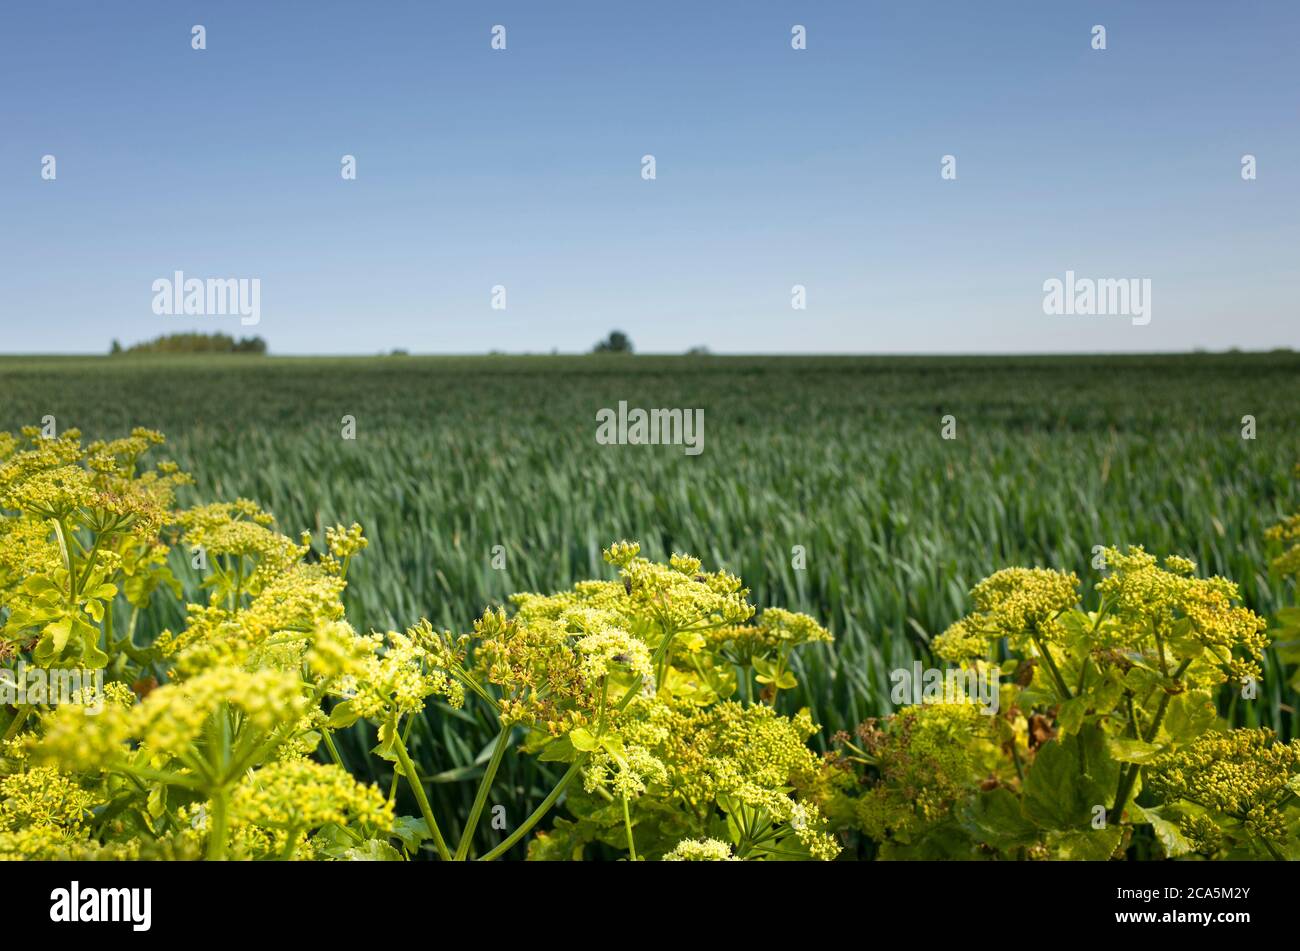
4;351;1298;854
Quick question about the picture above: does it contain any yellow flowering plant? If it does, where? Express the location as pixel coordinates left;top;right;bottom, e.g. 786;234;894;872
5;424;1293;863
0;427;839;861
824;546;1298;860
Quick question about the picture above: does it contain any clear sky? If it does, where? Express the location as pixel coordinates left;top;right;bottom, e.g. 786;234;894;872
2;1;1296;354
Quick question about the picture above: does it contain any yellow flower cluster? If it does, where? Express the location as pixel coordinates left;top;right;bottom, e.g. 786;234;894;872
1096;546;1268;682
1147;728;1300;848
34;665;307;769
617;698;839;859
663;837;737;860
227;758;393;858
0;764;95;833
854;702;995;843
967;567;1080;647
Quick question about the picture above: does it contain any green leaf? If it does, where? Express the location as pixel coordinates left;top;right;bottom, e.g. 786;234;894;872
1050;826;1121;860
22;575;61;597
45;617;73;655
80;635;109;669
343;839;403;861
1162;691;1217;745
1057;696;1089;735
958;787;1039;850
538;734;576;763
1135;804;1192;858
1023;726;1118;831
1107;736;1164;765
371;719;400;764
327;700;360;729
390;815;430;852
569;728;599;752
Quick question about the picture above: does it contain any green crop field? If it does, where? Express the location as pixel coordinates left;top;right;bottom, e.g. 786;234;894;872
3;351;1299;858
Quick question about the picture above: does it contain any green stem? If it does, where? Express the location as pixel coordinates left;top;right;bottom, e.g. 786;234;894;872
478;757;585;861
320;727;345;769
622;796;637;861
392;732;452;861
1110;658;1193;824
206;787;230;860
477;646;669;863
1031;631;1072;700
2;705;33;741
387;715;417;803
454;724;512;860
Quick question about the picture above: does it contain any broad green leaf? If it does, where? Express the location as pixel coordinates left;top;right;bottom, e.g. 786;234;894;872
1050;826;1121;860
391;816;430;851
1162;691;1217;744
1135;804;1192;858
959;787;1039;849
1107;736;1164;764
569;727;599;752
538;734;576;763
328;700;360;729
22;575;60;596
343;839;403;861
1023;726;1118;831
45;617;74;655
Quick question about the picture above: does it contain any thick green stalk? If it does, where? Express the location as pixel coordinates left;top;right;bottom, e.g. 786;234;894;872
1109;658;1193;824
1031;632;1072;700
2;705;33;741
478;757;585;861
477;632;677;862
392;733;452;860
206;787;230;860
622;796;637;861
454;724;513;860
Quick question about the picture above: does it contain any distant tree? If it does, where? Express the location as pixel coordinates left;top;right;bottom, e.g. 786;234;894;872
112;332;267;355
592;330;633;354
110;339;122;355
686;345;710;356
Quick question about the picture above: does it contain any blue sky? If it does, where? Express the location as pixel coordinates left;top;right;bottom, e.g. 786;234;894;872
2;1;1296;354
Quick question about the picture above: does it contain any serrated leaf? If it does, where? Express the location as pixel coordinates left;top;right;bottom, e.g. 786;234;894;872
569;727;599;752
391;815;430;852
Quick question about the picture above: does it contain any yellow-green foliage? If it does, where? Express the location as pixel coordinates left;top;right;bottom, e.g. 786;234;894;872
2;425;1296;861
0;428;838;861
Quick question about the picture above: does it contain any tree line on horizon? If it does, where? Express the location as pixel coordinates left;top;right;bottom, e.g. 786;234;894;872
111;333;268;355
